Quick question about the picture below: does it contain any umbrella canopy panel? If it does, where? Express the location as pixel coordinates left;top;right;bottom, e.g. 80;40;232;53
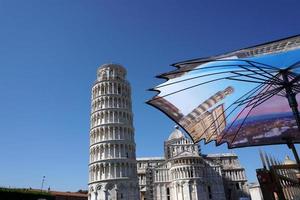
148;35;300;148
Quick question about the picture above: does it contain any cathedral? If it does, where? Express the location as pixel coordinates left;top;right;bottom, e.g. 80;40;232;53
137;126;249;200
88;63;249;200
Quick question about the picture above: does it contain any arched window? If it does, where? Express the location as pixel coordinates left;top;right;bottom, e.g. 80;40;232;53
101;85;104;94
166;188;170;200
207;185;212;199
236;183;240;190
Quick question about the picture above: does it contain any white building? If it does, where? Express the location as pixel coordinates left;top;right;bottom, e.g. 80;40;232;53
88;64;140;200
248;183;263;200
205;153;249;200
137;126;249;200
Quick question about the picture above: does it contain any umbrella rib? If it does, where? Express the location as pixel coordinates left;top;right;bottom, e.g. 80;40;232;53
244;60;279;70
233;87;283;105
249;62;282;83
288;72;298;78
239;64;276;80
289;74;300;85
246;88;282;108
155;73;261;99
226;77;267;84
229;101;258;146
273;73;288;96
288;74;300;90
205;82;281;144
218;82;272;144
276;93;286;97
292;85;300;92
236;82;275;107
159;64;239;77
159;62;277;78
229;83;277;145
287;73;300;90
288;72;298;79
287;60;300;70
155;77;226;99
277;88;287;96
229;84;279;145
251;89;281;108
156;70;274;89
156;70;247;89
206;85;268;143
239;63;282;84
175;59;278;70
199;83;266;143
230;71;277;83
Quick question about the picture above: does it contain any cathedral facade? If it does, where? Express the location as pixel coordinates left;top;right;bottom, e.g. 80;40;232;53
137;127;249;200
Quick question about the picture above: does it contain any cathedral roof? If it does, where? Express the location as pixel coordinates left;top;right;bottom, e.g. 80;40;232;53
175;151;199;158
168;126;185;140
283;155;297;165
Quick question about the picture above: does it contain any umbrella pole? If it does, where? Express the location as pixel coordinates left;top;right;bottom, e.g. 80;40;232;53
282;71;300;165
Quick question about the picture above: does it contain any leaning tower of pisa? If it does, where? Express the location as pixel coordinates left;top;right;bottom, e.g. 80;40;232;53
88;64;140;200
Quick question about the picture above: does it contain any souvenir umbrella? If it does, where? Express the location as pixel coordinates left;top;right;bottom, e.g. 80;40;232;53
147;35;300;163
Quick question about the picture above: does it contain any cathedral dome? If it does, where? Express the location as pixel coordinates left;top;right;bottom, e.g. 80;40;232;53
283;155;297;165
168;126;184;140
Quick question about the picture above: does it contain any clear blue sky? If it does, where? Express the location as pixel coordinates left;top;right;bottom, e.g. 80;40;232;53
0;0;300;192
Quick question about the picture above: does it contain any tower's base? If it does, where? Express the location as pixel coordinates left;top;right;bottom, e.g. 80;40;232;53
89;180;140;200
